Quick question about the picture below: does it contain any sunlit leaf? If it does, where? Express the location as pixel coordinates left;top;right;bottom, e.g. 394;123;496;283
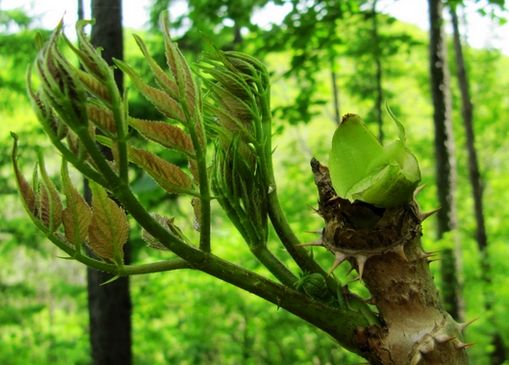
328;113;420;208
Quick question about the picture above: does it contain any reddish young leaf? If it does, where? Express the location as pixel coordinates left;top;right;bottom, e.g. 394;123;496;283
37;152;63;232
115;59;185;121
87;103;116;133
61;161;92;247
132;34;179;100
88;182;129;264
129;147;194;194
129;118;194;155
11;134;37;217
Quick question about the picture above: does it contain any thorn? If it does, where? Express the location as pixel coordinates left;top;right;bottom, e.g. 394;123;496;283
413;184;427;199
410;352;423;365
427;258;440;264
355;255;367;280
392;244;408;261
458;318;478;332
57;255;74;260
296;240;324;247
433;331;456;344
327;252;347;275
327;195;341;204
100;275;120;285
454;341;474;350
419;250;439;259
310;206;321;215
419;208;440;222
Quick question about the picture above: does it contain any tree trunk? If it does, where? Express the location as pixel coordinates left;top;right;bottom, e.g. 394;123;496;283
427;0;463;322
86;1;133;364
371;0;384;142
77;0;84;21
449;6;506;364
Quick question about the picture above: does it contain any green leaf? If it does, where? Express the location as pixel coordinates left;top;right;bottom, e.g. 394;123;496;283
328;113;420;208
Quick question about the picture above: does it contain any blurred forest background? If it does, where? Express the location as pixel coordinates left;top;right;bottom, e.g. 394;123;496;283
1;0;509;364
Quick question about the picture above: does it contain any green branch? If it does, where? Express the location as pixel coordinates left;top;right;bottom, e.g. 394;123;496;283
109;183;372;354
185;113;211;253
106;72;129;184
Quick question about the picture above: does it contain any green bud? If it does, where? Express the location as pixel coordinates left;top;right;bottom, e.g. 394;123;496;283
328;113;421;208
295;273;329;300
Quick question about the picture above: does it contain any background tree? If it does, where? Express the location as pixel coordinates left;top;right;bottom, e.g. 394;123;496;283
448;1;506;362
86;1;132;364
428;0;464;321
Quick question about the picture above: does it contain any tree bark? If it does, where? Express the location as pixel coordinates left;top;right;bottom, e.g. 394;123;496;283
449;6;506;364
77;0;84;21
86;1;133;364
329;56;341;125
427;0;463;322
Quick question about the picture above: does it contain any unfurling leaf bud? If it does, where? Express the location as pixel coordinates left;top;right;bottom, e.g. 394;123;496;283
203;51;272;247
328;113;421;208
